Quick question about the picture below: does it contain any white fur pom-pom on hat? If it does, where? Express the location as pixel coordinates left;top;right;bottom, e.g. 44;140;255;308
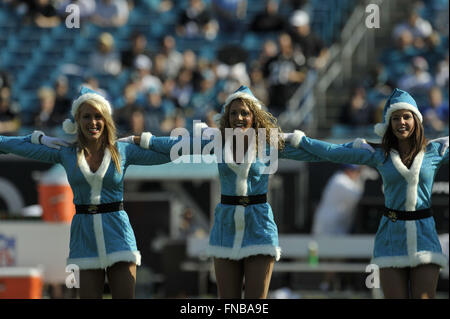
62;118;78;135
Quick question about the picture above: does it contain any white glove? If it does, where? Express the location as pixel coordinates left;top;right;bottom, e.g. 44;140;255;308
31;130;70;149
117;136;135;144
353;138;375;153
428;136;449;156
41;136;71;150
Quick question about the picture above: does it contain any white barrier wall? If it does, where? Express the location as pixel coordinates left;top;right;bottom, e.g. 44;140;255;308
0;221;70;284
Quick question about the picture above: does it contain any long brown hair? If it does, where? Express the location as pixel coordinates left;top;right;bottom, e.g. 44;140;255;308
219;98;285;151
74;100;122;173
381;112;426;167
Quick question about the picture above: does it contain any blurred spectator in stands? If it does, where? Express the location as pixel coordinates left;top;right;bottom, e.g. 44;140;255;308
143;86;175;135
311;164;378;291
121;32;152;70
53;76;71;118
28;0;61;28
249;63;269;107
56;0;96;22
190;69;218;118
288;10;329;70
114;82;140;133
211;0;247;33
132;54;162;96
176;0;219;40
89;32;122;76
263;32;307;116
421;86;449;134
257;39;278;67
0;65;12;90
397;56;434;95
128;107;146;136
143;0;173;13
434;54;449;88
31;87;61;133
0;87;21;136
338;86;373;127
285;0;310;11
250;0;286;33
379;29;419;83
82;75;108;97
392;7;433;49
172;67;194;110
422;31;447;73
157;35;184;80
91;0;129;27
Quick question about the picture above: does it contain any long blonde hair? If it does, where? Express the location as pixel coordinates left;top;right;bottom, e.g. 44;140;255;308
219;98;285;151
74;100;122;173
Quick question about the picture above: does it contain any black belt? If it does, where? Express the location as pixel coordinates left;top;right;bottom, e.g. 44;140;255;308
383;207;433;222
76;201;124;214
221;194;267;207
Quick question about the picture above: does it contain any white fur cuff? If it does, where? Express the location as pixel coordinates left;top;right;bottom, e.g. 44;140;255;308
140;132;153;149
290;130;305;148
31;131;45;144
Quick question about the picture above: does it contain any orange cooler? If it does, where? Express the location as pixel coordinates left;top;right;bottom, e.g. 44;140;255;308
38;164;75;223
0;267;43;299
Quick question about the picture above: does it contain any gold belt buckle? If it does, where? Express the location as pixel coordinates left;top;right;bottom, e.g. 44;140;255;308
88;205;98;214
387;211;397;222
239;197;249;207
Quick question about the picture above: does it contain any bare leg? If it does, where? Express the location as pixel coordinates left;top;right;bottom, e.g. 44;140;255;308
106;262;137;299
79;269;105;299
410;264;440;299
244;255;275;299
213;258;244;298
379;267;410;299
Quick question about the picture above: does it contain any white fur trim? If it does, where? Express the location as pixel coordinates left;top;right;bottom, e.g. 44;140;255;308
231;206;246;259
93;214;108;267
207;245;281;261
67;251;141;270
371;252;448;269
62;119;78;135
290;130;305;148
224;92;262;110
71;93;112;118
31;131;45;144
139;132;153;149
374;102;423;137
390;150;424;211
78;148;111;204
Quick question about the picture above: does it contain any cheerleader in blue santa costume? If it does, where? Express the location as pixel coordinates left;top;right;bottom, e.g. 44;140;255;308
292;88;449;299
115;85;379;298
0;87;172;299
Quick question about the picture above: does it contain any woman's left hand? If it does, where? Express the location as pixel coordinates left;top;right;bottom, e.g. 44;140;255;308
353;138;375;153
117;136;135;144
428;136;449;156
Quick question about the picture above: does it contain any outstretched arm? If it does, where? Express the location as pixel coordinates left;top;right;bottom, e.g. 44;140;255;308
289;131;380;166
0;132;62;163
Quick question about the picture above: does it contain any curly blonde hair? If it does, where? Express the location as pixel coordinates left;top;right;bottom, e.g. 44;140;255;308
219;97;285;151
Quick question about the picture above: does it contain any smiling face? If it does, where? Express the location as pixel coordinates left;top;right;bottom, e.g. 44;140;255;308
78;102;105;142
390;109;415;140
228;99;254;131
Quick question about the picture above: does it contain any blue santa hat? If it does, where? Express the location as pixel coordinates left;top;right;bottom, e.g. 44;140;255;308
62;86;112;134
213;85;263;126
374;88;423;137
